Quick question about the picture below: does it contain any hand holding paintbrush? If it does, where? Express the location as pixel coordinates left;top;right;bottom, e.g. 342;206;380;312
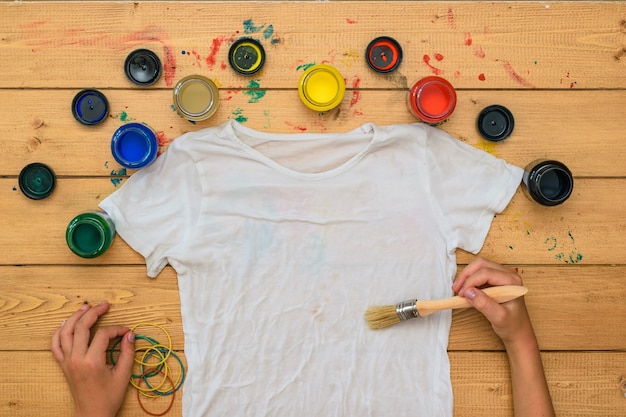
365;285;528;330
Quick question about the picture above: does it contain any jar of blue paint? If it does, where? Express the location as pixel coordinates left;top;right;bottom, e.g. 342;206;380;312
111;123;158;169
66;211;116;258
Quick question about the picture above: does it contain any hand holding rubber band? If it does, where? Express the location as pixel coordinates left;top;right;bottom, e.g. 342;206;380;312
108;322;185;416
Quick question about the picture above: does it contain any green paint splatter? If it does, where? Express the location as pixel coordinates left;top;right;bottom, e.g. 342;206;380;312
263;110;271;128
110;178;123;187
534;61;538;65
110;168;127;176
544;237;557;251
113;111;133;122
232;108;248;123
263;25;274;39
243;19;265;34
296;62;316;71
244;80;266;103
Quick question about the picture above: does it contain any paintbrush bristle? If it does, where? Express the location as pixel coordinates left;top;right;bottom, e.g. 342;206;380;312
364;305;400;330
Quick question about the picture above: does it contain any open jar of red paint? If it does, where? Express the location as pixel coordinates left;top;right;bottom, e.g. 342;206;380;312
407;76;457;124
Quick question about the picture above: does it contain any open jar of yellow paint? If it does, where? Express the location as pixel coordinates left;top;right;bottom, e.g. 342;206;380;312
298;64;345;112
172;75;220;121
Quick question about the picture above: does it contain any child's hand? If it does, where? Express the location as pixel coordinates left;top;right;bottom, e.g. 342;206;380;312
452;257;535;349
51;302;135;417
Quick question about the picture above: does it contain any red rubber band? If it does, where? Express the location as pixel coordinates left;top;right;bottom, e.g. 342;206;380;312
136;368;176;416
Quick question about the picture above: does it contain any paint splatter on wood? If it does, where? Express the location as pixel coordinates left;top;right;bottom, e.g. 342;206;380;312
503;61;536;88
423;55;444;75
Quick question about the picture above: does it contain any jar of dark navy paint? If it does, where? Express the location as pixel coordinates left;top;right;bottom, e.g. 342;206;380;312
111;123;158;169
66;211;116;258
523;160;574;206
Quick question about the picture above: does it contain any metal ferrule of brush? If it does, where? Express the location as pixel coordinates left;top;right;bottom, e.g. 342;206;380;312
396;299;420;321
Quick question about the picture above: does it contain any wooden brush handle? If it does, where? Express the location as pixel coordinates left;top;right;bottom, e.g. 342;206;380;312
415;285;528;317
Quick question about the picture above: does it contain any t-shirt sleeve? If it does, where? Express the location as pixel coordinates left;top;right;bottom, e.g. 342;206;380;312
99;140;201;277
423;125;524;254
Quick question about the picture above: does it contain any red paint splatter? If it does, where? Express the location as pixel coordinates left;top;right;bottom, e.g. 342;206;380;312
503;61;536;88
454;71;461;77
220;62;227;71
474;46;486;59
206;37;225;68
434;53;444;61
478;73;486;81
447;8;456;29
464;33;473;46
285;121;308;132
346;18;358;24
349;77;362;109
155;131;174;155
423;55;444;75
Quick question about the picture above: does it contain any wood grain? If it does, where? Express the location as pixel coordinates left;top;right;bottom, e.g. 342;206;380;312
1;1;624;416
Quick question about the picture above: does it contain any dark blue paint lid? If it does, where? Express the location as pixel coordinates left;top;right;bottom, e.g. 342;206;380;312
111;123;158;169
72;89;109;125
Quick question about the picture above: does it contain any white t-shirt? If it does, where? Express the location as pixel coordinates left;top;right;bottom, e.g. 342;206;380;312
100;121;523;417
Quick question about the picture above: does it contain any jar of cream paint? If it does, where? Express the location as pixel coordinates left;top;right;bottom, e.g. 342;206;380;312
172;75;220;121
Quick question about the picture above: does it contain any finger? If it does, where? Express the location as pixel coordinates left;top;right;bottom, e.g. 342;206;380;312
454;258;513;291
114;331;136;382
51;321;66;363
59;303;91;357
456;267;521;297
88;326;131;358
72;301;111;356
464;287;507;327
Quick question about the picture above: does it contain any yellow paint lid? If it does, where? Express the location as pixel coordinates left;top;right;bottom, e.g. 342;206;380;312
298;64;345;112
173;75;220;121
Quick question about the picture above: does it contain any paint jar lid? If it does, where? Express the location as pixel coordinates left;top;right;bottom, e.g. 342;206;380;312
124;49;162;86
111;123;158;169
72;89;109;126
18;162;56;200
228;38;266;76
477;105;515;142
365;36;403;73
407;76;457;124
172;75;220;121
298;64;346;112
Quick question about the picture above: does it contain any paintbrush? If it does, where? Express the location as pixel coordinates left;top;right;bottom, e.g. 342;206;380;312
365;285;528;330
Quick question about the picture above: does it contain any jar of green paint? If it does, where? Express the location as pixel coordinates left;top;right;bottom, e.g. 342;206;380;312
66;211;116;258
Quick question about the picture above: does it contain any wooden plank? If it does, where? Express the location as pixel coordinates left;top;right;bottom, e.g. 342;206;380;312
1;265;624;351
1;89;625;177
1;2;624;89
0;351;623;417
2;178;625;265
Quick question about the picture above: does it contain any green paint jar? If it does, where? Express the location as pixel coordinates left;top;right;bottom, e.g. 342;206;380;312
66;211;116;258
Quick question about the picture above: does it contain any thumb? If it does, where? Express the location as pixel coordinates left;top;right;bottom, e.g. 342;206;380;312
464;287;506;327
115;332;135;379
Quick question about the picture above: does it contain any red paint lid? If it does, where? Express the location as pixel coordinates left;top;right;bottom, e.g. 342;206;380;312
366;36;403;73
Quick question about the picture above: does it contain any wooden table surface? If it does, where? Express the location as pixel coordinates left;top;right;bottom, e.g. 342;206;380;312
1;1;625;416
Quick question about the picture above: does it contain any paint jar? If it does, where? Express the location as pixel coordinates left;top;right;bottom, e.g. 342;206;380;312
66;211;116;258
365;36;403;73
523;160;574;206
18;162;56;200
124;49;162;86
172;75;220;122
72;89;109;126
407;76;457;124
298;64;346;112
111;122;158;169
228;38;266;76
